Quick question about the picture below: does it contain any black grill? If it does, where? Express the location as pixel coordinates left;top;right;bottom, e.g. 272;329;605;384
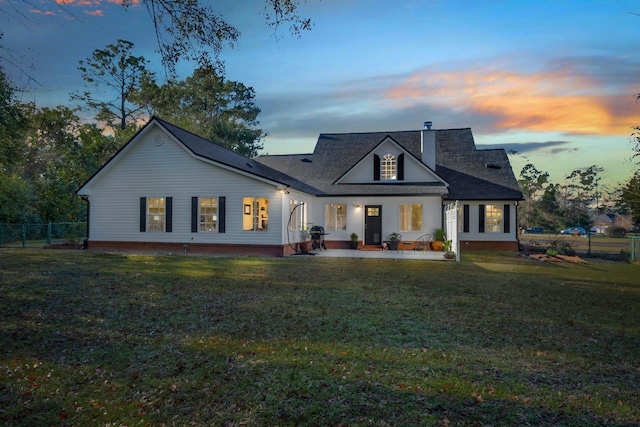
310;225;326;250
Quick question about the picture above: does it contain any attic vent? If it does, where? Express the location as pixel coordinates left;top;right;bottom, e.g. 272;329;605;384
246;162;253;168
300;158;312;163
485;163;502;169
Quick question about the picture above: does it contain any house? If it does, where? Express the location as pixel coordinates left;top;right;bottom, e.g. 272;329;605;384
77;117;524;256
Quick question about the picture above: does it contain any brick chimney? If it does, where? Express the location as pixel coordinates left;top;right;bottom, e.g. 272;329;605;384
421;121;436;169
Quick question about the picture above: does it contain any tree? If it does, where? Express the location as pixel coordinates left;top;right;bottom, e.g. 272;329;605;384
0;64;26;174
518;163;549;227
618;172;640;227
135;66;265;157
72;40;153;132
560;165;603;227
2;1;312;78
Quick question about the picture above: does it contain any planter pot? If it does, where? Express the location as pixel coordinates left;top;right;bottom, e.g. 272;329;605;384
387;240;399;251
431;241;444;251
349;241;359;249
299;241;312;252
444;251;456;260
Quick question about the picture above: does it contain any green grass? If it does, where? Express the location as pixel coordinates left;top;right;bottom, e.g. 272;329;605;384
0;249;638;426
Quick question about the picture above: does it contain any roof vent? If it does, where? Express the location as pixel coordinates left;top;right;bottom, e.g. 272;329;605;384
423;121;433;130
485;163;501;169
246;162;253;168
300;158;312;163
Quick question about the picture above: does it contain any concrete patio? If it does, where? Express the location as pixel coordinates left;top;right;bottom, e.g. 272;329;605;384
291;248;452;260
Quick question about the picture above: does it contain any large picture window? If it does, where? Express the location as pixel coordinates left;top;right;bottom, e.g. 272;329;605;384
147;197;165;232
485;204;503;233
325;203;346;231
381;154;396;180
243;197;269;231
399;204;422;232
199;197;217;232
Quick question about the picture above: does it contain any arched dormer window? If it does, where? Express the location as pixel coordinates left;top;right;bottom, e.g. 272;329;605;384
381;154;396;180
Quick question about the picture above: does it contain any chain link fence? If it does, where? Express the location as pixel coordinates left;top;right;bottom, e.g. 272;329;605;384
0;222;86;248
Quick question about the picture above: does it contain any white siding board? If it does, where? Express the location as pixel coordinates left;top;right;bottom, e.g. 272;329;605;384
307;195;442;242
458;201;518;242
341;139;440;184
87;128;284;245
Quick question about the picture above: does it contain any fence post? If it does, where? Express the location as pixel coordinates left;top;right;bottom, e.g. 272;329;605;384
22;224;26;248
47;222;52;245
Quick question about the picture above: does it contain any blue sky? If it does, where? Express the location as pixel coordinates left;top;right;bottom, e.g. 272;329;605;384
3;0;640;188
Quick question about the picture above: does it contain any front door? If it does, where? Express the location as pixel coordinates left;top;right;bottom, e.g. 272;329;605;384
364;205;382;245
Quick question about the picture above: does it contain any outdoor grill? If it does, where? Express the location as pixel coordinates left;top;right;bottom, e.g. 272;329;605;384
310;225;326;250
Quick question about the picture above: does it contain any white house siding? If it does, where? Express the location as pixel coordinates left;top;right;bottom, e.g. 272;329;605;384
308;195;442;243
82;127;284;246
341;139;439;184
457;200;518;243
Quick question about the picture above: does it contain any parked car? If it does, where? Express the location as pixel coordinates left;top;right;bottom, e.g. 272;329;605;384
523;227;544;234
560;226;586;235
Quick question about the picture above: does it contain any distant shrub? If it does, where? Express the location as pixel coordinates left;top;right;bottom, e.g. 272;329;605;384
605;227;627;238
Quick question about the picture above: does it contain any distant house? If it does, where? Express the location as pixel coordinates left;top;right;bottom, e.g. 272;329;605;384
77;117;523;256
591;213;632;234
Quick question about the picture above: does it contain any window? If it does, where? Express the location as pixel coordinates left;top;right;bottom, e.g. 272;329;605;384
147;197;165;232
199;197;217;232
289;200;303;232
399;204;422;232
485;204;503;233
325;203;346;231
243;197;269;231
381;154;396;180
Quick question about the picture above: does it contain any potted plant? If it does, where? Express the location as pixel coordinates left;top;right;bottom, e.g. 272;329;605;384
443;240;456;259
385;232;401;250
349;232;359;249
432;228;446;251
299;223;312;252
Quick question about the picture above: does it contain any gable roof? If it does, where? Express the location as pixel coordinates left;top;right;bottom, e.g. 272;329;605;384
78;117;320;195
256;128;524;200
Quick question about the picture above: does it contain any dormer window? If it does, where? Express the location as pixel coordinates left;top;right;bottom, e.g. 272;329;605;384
381;154;396;180
373;153;404;181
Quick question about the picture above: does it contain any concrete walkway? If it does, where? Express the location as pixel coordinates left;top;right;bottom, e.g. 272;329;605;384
292;248;450;261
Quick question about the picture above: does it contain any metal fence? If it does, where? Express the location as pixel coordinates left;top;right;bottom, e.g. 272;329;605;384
0;222;87;248
629;236;640;261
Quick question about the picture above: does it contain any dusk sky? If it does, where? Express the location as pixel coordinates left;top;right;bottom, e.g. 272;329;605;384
3;0;640;189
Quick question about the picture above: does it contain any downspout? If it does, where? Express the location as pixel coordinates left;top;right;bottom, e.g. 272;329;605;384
80;195;90;248
515;200;519;249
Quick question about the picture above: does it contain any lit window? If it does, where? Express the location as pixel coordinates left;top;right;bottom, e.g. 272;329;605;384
399;204;422;232
289;200;303;231
147;197;165;232
325;203;347;231
199;198;218;232
243;197;269;231
381;154;396;180
485;205;503;233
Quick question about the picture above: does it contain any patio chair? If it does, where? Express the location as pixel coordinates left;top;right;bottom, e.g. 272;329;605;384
412;234;432;252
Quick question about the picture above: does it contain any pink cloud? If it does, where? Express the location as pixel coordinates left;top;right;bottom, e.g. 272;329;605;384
385;67;635;136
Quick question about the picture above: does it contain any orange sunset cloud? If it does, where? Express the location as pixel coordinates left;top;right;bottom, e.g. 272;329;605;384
386;68;635;136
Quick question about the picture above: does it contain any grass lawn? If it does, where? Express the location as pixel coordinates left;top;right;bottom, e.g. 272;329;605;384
0;249;638;426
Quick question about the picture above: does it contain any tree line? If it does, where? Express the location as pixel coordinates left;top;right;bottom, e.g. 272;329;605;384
0;39;265;225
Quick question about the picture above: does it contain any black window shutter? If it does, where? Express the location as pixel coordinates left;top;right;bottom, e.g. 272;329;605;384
373;155;380;181
166;197;173;232
478;204;485;233
191;197;198;233
140;197;146;232
397;154;404;180
503;204;510;233
463;204;470;233
219;197;226;233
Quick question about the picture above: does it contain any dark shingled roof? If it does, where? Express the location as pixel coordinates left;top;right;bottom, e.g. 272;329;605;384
155;117;320;195
256;128;523;200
